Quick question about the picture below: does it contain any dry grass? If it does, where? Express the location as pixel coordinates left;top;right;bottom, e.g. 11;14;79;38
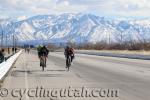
77;49;150;56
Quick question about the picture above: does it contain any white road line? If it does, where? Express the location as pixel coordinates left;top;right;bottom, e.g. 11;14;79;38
24;53;30;100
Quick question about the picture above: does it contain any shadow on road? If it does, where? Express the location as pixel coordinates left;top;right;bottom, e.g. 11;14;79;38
11;70;65;77
47;70;66;72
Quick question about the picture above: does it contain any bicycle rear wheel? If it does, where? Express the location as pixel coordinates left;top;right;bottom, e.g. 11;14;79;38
40;57;45;71
66;56;71;71
42;66;44;71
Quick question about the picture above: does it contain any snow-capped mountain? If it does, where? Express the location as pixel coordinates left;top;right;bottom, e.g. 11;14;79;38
1;13;150;45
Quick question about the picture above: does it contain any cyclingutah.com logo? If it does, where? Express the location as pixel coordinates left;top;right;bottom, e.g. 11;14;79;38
0;86;119;100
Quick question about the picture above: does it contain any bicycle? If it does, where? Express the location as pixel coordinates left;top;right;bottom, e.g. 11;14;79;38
40;56;47;71
66;55;72;71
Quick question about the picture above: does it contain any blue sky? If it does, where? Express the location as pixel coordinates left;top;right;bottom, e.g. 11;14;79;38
0;0;150;19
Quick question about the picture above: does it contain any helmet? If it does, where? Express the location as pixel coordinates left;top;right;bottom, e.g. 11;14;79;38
66;45;70;49
43;45;46;48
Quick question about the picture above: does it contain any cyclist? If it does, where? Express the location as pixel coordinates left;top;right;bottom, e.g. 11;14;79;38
64;46;75;66
37;45;42;58
38;45;49;68
27;48;30;54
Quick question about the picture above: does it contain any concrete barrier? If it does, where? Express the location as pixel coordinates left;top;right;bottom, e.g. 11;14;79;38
0;50;22;80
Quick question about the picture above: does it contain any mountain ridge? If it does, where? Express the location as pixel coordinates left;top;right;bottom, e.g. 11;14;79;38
0;13;150;45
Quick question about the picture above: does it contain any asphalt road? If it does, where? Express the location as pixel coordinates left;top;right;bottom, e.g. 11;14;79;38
1;50;150;100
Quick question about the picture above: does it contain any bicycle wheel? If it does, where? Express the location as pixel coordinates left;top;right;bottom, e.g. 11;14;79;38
42;65;44;71
66;56;71;71
40;57;45;71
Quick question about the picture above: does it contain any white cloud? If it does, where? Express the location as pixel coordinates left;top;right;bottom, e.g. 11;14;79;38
17;15;27;21
82;0;150;17
55;4;87;14
0;0;150;18
54;0;87;13
63;1;70;6
110;0;150;17
113;0;150;10
30;6;49;14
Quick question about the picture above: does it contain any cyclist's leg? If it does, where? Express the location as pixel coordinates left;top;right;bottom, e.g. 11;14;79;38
71;56;73;62
40;56;45;71
44;56;46;67
42;57;45;71
71;53;75;62
69;56;71;65
40;56;42;66
66;56;69;67
41;56;45;66
66;58;68;67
